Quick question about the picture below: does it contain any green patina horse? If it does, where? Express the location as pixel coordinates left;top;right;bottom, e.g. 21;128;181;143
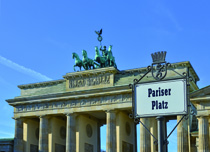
94;46;107;68
72;52;83;71
72;45;117;71
107;45;117;68
82;50;99;70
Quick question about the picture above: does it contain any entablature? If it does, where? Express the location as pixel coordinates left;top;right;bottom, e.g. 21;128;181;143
7;85;131;106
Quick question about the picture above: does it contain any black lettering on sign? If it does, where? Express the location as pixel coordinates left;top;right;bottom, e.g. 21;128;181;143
148;88;171;97
165;102;168;109
152;101;155;110
151;100;168;110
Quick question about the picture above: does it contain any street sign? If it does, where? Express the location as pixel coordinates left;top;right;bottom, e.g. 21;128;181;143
134;78;187;118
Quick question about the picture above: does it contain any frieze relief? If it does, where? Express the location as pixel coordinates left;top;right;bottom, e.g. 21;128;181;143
14;93;132;113
26;105;32;111
69;75;110;88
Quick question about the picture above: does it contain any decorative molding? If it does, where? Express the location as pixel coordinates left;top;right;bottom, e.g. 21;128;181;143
118;61;199;82
69;75;110;88
14;93;132;113
63;66;118;79
6;85;134;105
18;79;65;89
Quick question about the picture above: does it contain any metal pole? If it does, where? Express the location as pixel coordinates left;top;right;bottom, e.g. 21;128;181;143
134;122;137;152
157;116;165;152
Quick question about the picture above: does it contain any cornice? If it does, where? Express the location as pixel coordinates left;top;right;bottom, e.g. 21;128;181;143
190;96;210;103
18;79;65;89
118;61;199;82
17;61;199;90
190;85;210;98
7;85;131;106
63;67;119;79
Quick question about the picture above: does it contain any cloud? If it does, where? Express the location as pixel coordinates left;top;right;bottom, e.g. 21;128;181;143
152;1;182;32
0;121;14;128
0;55;52;81
0;130;14;137
164;8;182;31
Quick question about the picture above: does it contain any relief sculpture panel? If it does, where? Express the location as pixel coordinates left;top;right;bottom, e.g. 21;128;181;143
69;75;110;89
14;93;132;113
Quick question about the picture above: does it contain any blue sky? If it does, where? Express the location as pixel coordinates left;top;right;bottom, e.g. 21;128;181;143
0;0;210;151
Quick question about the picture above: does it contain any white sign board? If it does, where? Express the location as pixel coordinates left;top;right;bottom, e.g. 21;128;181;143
135;79;187;118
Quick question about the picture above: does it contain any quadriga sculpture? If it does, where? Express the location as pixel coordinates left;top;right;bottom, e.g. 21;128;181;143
107;45;117;68
94;46;106;68
82;50;99;70
72;52;83;71
72;46;117;71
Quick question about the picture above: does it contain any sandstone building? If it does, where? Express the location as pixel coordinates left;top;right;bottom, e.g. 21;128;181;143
1;61;209;152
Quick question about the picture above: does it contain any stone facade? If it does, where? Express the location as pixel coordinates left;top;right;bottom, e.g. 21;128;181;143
190;85;210;152
1;61;204;152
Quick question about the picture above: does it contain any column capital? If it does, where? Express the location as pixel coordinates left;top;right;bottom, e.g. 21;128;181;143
105;109;117;113
12;117;20;120
38;115;50;119
65;113;77;117
65;112;73;116
12;117;26;121
197;115;209;119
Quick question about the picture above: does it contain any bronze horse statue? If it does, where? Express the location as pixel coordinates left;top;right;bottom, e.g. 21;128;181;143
72;52;83;71
82;50;99;70
94;46;106;68
72;45;117;71
107;45;117;68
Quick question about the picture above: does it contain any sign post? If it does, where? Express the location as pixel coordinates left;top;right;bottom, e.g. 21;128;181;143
157;116;165;152
135;78;187;117
129;51;189;152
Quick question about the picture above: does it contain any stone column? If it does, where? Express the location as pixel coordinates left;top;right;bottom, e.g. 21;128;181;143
140;118;151;152
177;115;189;152
106;110;116;152
97;122;102;152
198;116;209;152
39;115;48;152
66;113;76;152
14;118;24;152
150;117;158;152
163;119;168;152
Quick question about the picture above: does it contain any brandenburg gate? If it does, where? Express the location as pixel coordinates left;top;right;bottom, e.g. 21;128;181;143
6;61;200;152
4;30;208;152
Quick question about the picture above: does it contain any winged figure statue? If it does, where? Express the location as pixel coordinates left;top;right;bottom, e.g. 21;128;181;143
95;29;103;43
